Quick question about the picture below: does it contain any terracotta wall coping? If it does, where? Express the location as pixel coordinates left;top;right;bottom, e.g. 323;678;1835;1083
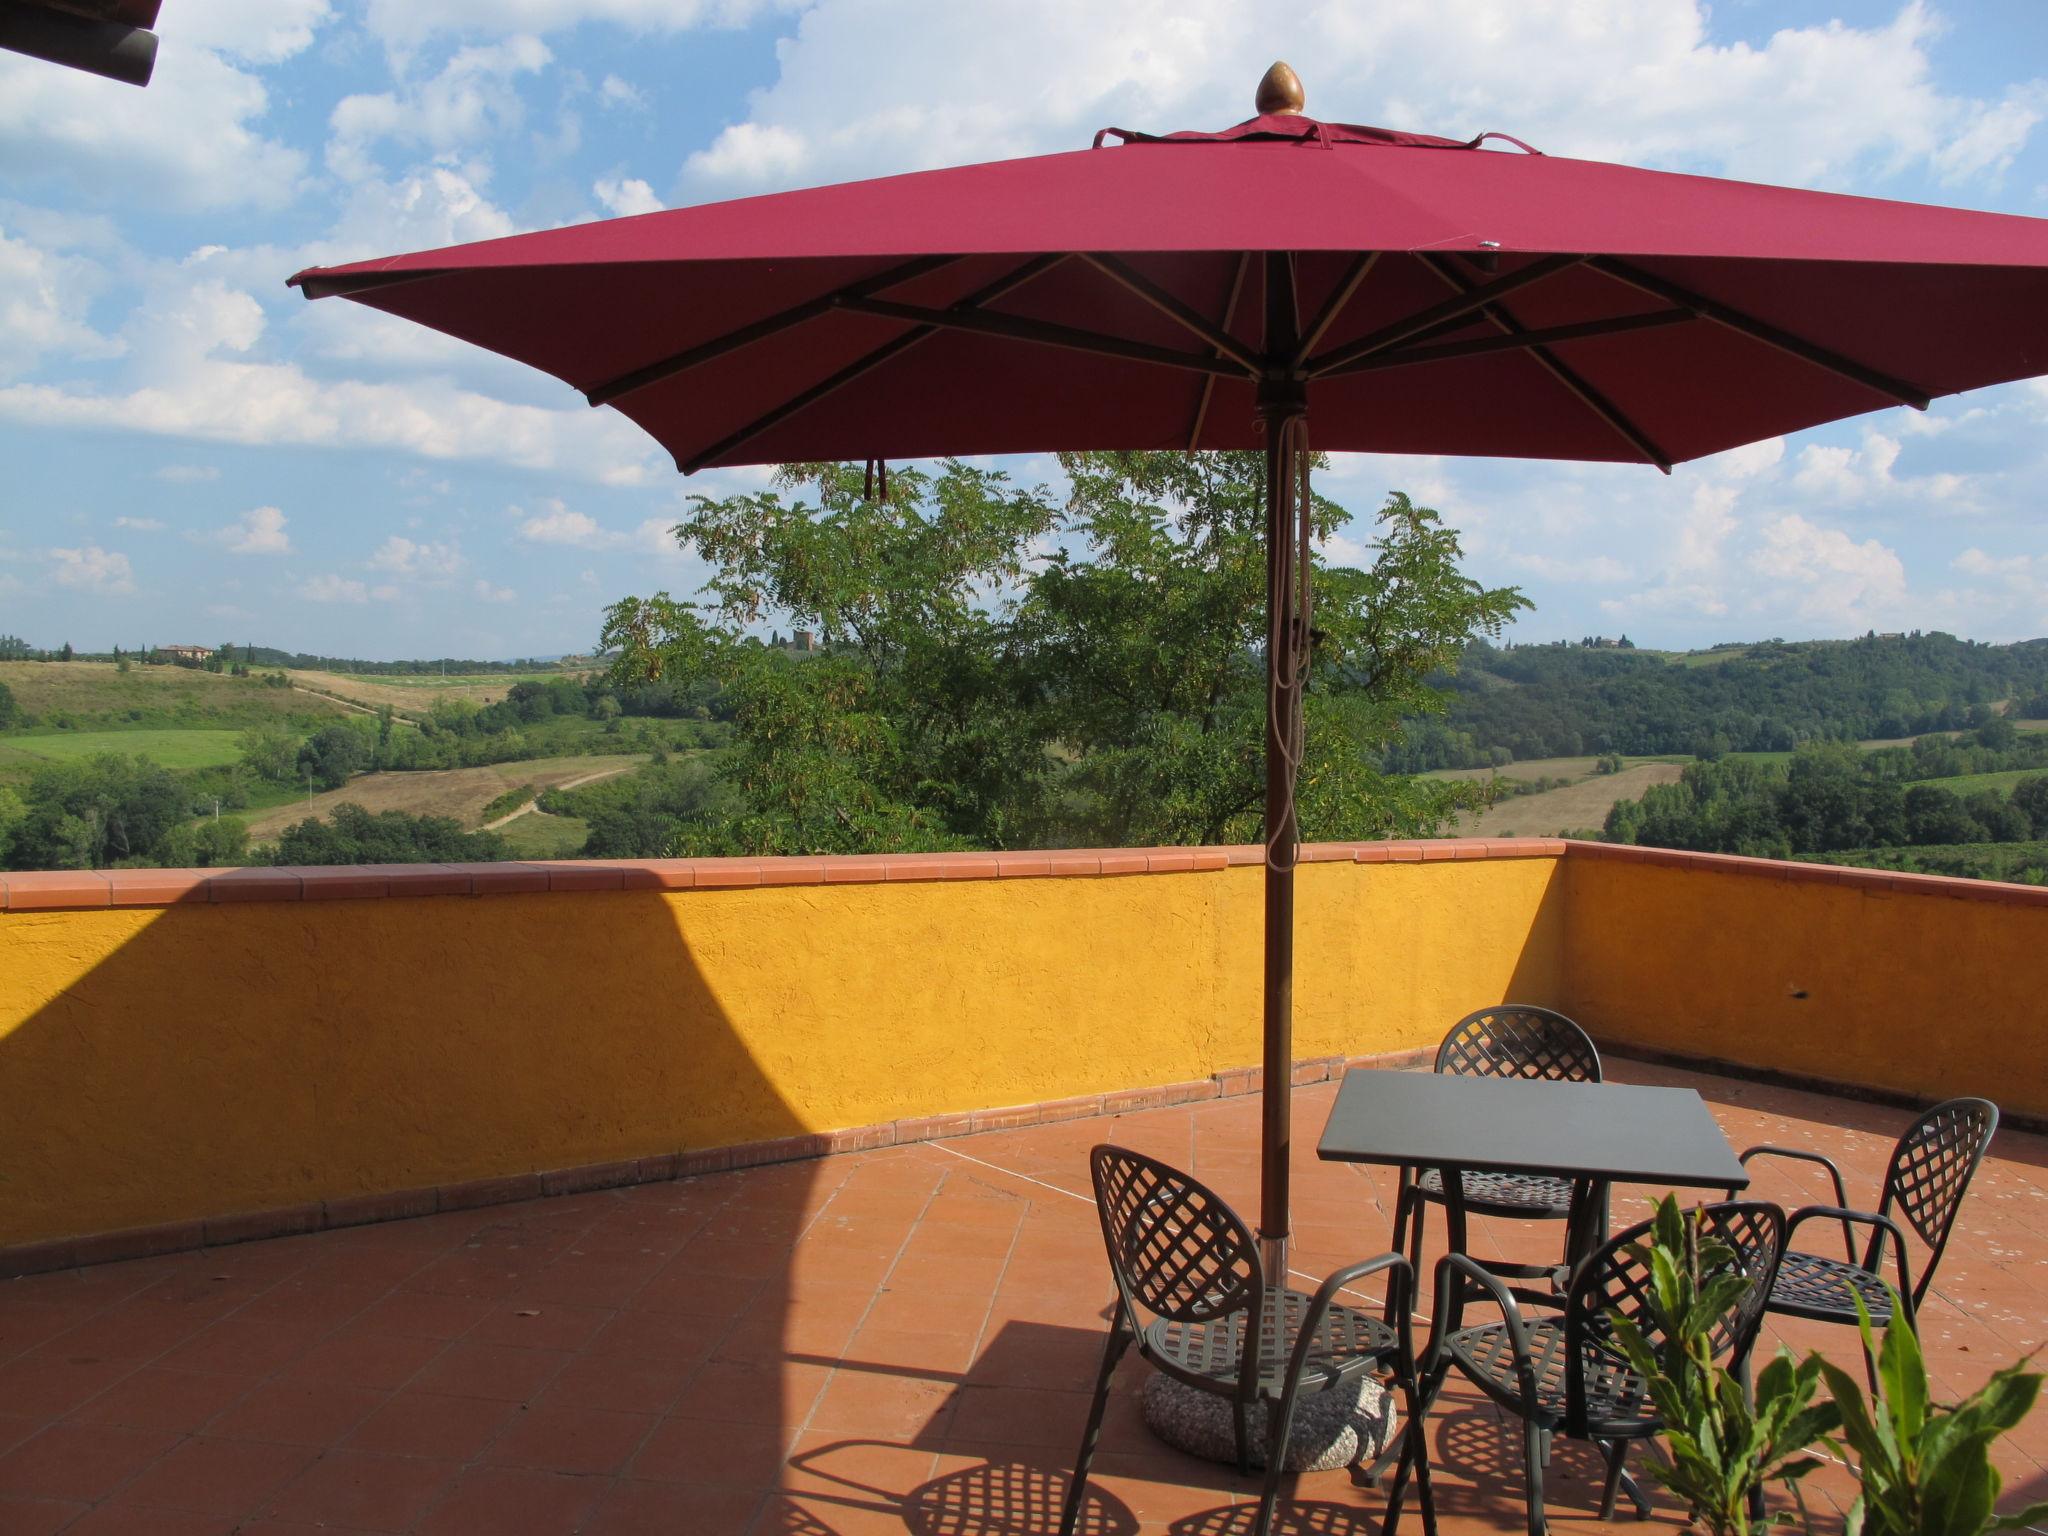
1560;837;2048;907
0;838;1567;911
2;836;2042;912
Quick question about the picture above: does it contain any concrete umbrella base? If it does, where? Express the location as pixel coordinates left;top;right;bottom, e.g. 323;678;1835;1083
1141;1370;1395;1472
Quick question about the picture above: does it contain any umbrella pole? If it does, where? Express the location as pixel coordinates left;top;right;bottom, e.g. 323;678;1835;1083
1257;252;1308;1282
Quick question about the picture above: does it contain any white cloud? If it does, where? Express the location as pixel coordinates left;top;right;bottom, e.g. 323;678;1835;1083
113;516;165;532
1746;514;1909;627
370;534;464;579
515;500;611;546
177;0;335;65
49;545;134;594
593;176;663;217
680;0;2040;196
1507;552;1633;584
0;271;663;484
328;37;553;181
0;225;121;382
362;0;775;51
1791;428;1980;512
209;506;293;556
598;75;646;111
0;27;316;212
474;578;517;603
686;123;810;186
299;574;399;604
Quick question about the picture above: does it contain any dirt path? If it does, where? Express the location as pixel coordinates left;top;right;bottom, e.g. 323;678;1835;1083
291;685;397;721
481;765;634;830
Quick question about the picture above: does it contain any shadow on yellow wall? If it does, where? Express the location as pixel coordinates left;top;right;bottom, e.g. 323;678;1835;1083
0;857;1572;1250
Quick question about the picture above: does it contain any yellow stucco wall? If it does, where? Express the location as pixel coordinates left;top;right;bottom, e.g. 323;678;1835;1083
1564;857;2048;1118
0;856;1568;1247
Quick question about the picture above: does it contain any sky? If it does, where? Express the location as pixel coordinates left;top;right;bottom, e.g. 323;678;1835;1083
2;0;2047;660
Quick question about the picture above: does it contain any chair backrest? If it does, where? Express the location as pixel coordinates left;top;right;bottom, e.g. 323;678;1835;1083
1563;1201;1785;1437
1876;1097;1998;1299
1088;1145;1262;1327
1436;1005;1601;1083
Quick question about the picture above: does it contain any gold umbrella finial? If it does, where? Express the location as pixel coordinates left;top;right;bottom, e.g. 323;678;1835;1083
1256;61;1305;117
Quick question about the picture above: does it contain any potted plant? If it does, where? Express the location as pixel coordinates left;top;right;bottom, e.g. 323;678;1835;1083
1614;1196;2046;1536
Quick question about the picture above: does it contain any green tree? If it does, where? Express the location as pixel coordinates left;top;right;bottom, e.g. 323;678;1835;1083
2014;774;2048;838
604;454;1524;855
7;756;187;869
297;724;369;791
0;679;18;728
263;804;507;864
238;725;300;785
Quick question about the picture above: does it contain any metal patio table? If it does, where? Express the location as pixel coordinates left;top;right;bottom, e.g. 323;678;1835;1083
1318;1070;1749;1296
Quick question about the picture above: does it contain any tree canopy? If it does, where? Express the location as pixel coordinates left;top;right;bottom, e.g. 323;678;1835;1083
602;452;1526;856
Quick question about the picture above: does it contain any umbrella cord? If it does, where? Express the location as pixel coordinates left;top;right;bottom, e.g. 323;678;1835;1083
1266;416;1314;873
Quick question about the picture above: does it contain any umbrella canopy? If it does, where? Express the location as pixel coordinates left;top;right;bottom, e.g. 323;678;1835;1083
292;78;2048;476
290;64;2048;1270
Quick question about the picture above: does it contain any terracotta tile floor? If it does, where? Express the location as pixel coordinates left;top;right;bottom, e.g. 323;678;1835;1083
2;1059;2044;1535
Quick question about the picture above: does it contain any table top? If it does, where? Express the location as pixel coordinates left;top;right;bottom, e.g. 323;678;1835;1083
1317;1070;1749;1189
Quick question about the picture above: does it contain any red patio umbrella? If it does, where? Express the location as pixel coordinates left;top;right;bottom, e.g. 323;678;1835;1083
289;62;2048;1273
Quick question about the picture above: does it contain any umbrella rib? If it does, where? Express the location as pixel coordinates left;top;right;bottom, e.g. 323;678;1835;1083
680;253;1069;473
1420;254;1674;472
1291;251;1380;369
1302;252;1584;377
831;294;1246;377
584;253;963;409
1078;253;1264;374
1188;252;1251;450
1321;307;1696;376
1588;257;1933;410
290;268;452;300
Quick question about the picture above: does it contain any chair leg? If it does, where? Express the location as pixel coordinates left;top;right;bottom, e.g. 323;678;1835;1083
1387;1366;1438;1536
1387;1184;1419;1325
1598;1440;1627;1520
1234;1397;1253;1477
1405;1194;1429;1314
1059;1319;1130;1536
1522;1420;1549;1536
1253;1401;1292;1536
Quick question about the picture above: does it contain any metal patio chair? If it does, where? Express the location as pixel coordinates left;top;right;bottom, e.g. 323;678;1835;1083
1735;1096;1998;1380
1388;1006;1602;1297
1423;1201;1786;1536
1061;1145;1438;1536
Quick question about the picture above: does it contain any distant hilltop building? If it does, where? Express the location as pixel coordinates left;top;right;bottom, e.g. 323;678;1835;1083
159;644;213;662
792;629;817;653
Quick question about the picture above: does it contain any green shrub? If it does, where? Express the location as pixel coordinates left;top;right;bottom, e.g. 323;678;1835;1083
480;783;537;821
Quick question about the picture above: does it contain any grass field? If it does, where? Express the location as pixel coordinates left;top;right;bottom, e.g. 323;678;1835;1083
1445;761;1687;837
494;812;592;858
0;661;348;731
1907;768;2045;796
242;753;645;841
342;671;587;691
288;670;585;716
0;728;248;773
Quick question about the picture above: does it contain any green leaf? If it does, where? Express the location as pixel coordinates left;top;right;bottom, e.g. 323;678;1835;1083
1877;1292;1928;1447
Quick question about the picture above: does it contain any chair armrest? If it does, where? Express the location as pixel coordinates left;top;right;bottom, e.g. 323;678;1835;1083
1264;1253;1416;1471
1428;1252;1540;1402
1739;1146;1854;1258
1287;1253;1416;1389
1786;1203;1915;1318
